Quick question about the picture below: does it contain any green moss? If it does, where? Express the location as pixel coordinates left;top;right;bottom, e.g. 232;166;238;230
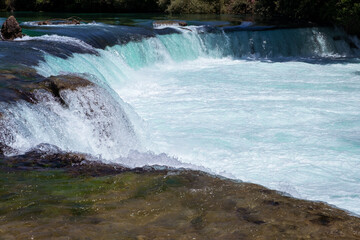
0;169;120;220
0;169;187;221
0;168;359;239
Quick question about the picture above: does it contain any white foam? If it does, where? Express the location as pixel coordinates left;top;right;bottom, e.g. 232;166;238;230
114;57;360;214
0;84;142;159
21;21;101;27
14;34;95;51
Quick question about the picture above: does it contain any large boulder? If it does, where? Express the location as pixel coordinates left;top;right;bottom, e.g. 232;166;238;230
1;16;23;40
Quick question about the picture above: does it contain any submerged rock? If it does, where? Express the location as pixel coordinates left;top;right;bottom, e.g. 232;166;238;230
36;18;81;26
1;16;23;40
153;20;187;28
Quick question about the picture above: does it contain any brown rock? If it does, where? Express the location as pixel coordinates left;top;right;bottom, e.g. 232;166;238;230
37;20;51;26
153;20;188;28
37;19;81;26
0;68;93;104
1;16;23;40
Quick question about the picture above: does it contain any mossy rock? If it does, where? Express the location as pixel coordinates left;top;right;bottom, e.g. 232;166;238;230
0;161;359;239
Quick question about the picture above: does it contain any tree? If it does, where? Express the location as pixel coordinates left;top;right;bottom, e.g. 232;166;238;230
5;0;15;12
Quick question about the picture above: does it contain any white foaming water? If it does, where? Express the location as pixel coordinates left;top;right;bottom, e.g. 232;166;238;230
0;85;141;159
14;34;95;51
15;27;360;214
21;21;102;27
116;58;360;214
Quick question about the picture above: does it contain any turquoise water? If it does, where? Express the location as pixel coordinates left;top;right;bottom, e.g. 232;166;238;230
118;58;360;213
1;19;360;214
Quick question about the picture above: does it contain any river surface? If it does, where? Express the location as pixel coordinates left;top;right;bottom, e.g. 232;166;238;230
1;13;360;214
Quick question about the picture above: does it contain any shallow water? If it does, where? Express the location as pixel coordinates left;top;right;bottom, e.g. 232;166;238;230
0;14;360;214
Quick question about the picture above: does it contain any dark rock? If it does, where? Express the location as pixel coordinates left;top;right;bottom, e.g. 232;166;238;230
37;20;51;26
1;148;129;177
263;200;280;206
191;216;205;230
236;207;265;225
349;41;358;49
0;143;6;156
0;146;172;177
153;20;187;28
37;19;81;26
1;16;23;40
310;214;339;226
0;68;93;104
0;143;18;157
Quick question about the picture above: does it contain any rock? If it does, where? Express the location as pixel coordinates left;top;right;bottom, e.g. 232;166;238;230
0;143;18;157
37;20;51;26
0;147;157;177
0;143;6;156
0;68;93;104
0;160;360;239
1;16;23;40
153;20;187;28
37;19;81;26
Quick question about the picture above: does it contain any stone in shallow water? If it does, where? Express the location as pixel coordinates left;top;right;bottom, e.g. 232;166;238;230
1;16;23;40
153;20;187;28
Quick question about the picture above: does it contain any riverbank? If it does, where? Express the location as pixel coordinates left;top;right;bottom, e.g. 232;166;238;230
1;0;359;36
1;151;360;239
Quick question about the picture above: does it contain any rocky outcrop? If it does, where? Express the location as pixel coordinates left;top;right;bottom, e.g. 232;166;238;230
153;20;188;28
1;16;23;40
1;146;130;176
0;154;360;239
0;68;93;104
36;18;81;26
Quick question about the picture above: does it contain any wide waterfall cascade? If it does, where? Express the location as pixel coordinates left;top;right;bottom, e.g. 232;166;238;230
2;23;360;214
0;84;141;159
37;26;360;78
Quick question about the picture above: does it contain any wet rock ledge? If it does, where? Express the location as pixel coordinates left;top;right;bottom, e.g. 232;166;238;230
0;149;360;240
0;68;93;105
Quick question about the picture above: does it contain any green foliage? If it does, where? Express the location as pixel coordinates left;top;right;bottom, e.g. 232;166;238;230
223;0;254;14
0;0;359;35
0;0;161;12
4;0;15;11
254;0;337;23
164;0;221;14
254;0;360;35
336;0;360;35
